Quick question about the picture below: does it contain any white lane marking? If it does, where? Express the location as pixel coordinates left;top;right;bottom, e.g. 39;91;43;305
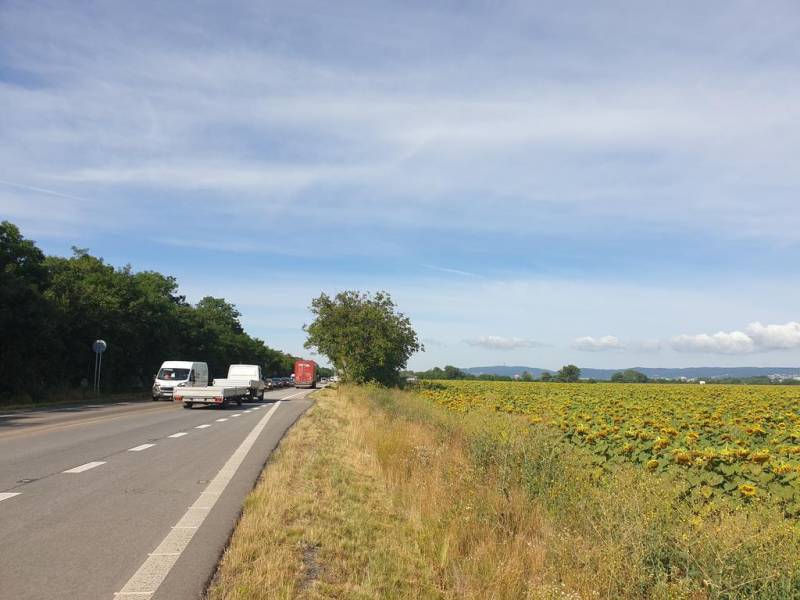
244;410;253;413
168;432;187;438
215;418;228;422
282;389;310;400
63;461;106;474
195;424;211;429
115;401;283;599
128;444;155;452
0;492;21;503
231;414;242;418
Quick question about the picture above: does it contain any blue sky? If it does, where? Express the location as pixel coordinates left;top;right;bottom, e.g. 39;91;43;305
3;1;800;370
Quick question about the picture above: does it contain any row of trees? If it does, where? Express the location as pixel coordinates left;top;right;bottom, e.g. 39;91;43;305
415;365;584;382
1;221;297;402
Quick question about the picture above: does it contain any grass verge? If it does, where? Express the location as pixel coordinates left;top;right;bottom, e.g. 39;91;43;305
207;385;800;600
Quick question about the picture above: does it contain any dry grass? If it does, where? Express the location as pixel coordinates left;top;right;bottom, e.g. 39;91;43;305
208;385;800;600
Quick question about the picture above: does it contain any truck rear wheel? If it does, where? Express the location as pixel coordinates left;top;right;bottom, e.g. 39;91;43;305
236;397;243;407
183;402;193;409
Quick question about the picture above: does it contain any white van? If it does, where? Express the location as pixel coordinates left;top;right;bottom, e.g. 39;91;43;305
152;361;209;401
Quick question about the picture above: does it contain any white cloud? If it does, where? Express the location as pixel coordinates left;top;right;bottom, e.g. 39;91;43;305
669;321;800;354
464;336;543;350
671;331;755;354
745;321;800;350
573;335;625;352
423;264;483;278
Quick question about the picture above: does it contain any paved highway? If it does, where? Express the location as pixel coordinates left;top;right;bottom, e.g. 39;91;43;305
0;386;315;600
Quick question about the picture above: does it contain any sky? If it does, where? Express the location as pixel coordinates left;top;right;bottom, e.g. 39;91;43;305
2;0;800;371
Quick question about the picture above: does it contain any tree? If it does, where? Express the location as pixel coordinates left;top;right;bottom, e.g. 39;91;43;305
557;364;581;382
521;370;533;382
444;365;465;380
611;369;648;383
540;372;553;382
0;221;56;397
303;290;423;386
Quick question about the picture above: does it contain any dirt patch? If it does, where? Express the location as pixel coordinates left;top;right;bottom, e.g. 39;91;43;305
298;540;322;591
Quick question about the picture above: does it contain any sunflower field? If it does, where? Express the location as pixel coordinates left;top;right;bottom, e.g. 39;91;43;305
417;380;800;515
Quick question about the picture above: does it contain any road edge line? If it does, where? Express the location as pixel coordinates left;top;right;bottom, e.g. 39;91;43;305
114;401;283;599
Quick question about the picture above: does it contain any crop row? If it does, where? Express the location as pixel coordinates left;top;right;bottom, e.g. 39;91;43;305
417;380;800;515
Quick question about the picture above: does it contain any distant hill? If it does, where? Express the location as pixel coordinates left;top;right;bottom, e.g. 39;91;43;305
462;365;800;381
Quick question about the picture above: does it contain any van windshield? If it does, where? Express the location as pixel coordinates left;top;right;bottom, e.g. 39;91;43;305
157;368;190;381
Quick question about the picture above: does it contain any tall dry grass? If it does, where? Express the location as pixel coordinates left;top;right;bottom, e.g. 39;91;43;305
208;385;800;600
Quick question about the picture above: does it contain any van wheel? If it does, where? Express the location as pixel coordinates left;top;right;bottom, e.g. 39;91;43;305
152;396;159;401
236;397;243;407
258;390;264;401
183;402;193;409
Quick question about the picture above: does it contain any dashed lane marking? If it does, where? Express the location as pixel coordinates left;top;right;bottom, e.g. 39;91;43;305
128;444;155;452
195;424;211;429
63;461;106;474
114;401;283;599
0;492;21;503
168;432;187;438
215;418;228;422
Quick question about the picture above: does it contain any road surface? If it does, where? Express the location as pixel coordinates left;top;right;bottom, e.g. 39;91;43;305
0;386;315;600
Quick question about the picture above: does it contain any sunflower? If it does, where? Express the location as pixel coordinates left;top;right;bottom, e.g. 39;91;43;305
738;484;757;497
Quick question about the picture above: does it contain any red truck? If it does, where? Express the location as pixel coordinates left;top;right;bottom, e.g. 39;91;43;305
293;359;318;388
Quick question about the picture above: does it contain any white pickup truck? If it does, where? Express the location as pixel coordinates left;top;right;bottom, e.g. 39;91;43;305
212;365;266;400
173;364;266;409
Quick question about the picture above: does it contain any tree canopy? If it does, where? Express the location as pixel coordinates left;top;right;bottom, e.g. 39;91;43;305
556;364;581;382
610;369;649;383
0;221;296;402
303;290;422;386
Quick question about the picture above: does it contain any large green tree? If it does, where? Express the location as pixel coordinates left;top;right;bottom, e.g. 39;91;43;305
611;369;649;383
303;290;422;385
557;364;581;382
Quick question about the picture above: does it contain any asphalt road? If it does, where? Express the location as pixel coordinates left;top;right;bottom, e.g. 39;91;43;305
0;386;316;600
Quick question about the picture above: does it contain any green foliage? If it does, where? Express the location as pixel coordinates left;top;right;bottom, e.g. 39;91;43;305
0;221;295;402
556;364;581;382
303;290;422;386
611;369;649;383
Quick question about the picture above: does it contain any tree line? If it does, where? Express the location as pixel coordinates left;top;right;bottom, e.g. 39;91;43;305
414;364;583;382
412;365;800;385
1;221;298;403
